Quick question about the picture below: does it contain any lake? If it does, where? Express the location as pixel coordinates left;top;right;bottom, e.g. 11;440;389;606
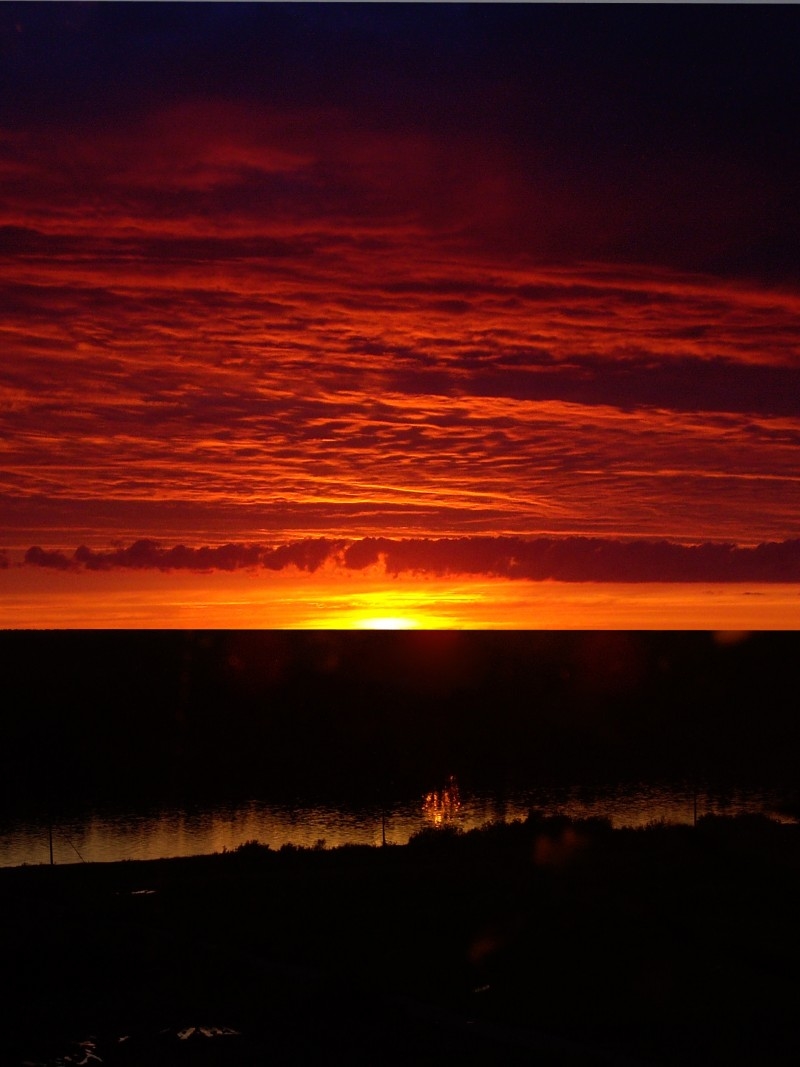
1;777;793;868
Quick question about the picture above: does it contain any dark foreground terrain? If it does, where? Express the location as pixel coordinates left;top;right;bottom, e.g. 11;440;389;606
2;813;799;1066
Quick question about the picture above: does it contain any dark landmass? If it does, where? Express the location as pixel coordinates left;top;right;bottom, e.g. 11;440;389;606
2;631;799;815
2;813;800;1066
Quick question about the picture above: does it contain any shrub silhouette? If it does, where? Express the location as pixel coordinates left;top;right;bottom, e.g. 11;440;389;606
407;823;463;850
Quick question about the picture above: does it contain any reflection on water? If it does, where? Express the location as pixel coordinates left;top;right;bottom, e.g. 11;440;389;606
26;1027;242;1067
423;775;462;825
0;779;795;868
177;1026;240;1041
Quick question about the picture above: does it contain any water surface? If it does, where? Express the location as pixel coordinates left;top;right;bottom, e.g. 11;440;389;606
1;779;792;868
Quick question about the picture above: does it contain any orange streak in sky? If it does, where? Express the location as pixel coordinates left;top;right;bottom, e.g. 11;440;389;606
1;565;798;630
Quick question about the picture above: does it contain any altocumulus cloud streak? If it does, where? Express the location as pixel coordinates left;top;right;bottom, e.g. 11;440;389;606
1;4;799;614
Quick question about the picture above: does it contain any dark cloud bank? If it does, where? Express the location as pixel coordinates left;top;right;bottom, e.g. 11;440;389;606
23;536;800;583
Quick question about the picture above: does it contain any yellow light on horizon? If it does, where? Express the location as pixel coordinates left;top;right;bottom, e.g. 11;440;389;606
1;564;798;628
311;582;473;629
356;615;419;630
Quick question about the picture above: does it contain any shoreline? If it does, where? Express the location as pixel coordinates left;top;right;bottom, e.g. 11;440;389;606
3;813;799;1065
4;774;797;870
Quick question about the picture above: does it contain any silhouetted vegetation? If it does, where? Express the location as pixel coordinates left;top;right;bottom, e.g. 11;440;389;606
2;813;799;1065
2;630;799;1062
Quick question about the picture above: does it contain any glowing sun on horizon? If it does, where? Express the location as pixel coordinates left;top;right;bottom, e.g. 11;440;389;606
356;615;420;629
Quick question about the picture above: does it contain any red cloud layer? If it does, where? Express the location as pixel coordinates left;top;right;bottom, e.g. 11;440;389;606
2;92;799;553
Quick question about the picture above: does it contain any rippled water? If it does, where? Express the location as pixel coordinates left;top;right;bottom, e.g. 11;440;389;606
1;779;793;868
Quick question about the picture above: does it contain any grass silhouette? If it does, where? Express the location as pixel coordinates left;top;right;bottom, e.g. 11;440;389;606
1;812;799;1065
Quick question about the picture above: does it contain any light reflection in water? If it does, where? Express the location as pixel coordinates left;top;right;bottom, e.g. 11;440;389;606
0;780;795;868
423;775;462;825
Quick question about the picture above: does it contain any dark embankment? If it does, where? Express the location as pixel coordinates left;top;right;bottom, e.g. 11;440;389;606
1;813;799;1066
2;631;799;814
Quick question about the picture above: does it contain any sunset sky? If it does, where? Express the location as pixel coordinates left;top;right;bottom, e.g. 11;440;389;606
1;2;799;628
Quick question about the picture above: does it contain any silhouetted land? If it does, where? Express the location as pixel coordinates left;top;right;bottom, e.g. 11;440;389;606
1;813;799;1066
2;631;799;814
3;632;799;1061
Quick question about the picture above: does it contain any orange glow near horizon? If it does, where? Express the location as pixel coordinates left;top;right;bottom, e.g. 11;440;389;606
0;564;798;630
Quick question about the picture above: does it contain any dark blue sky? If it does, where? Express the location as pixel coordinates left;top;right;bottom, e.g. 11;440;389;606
2;2;798;278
